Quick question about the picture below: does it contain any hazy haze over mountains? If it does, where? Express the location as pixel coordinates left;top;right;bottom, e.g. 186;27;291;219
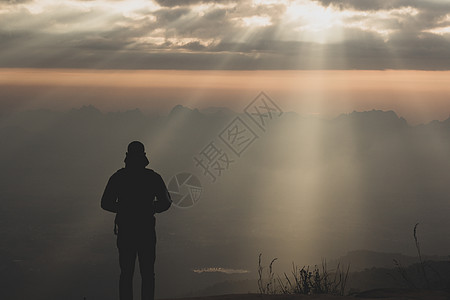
1;105;450;299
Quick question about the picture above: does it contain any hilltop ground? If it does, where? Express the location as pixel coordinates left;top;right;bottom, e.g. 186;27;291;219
162;289;450;300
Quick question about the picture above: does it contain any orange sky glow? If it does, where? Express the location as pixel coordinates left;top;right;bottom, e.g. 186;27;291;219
1;68;449;125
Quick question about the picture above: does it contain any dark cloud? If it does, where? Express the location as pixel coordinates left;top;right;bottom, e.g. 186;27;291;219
72;35;133;50
313;0;450;12
1;0;450;69
177;40;207;51
313;0;415;11
2;24;449;70
155;0;238;8
0;0;30;3
154;7;191;24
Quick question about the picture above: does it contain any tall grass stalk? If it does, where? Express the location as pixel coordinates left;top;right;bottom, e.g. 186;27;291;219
258;253;278;294
414;223;430;289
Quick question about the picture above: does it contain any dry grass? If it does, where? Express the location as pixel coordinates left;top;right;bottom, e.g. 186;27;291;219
258;254;350;296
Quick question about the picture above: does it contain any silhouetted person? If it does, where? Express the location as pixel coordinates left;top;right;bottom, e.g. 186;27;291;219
101;141;172;300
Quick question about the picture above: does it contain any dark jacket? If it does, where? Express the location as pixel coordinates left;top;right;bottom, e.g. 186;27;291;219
101;168;171;233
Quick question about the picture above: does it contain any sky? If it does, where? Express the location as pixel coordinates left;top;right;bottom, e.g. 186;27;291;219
1;0;450;122
1;0;450;69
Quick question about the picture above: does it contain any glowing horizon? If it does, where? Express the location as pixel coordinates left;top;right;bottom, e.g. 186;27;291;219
1;68;449;125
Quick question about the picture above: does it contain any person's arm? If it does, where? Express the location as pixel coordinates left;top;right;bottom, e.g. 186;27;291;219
153;173;172;213
101;174;119;213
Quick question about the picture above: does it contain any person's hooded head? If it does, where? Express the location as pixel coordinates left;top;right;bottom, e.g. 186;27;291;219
124;141;149;168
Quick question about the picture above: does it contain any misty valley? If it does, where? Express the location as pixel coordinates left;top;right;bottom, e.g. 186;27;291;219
1;105;450;299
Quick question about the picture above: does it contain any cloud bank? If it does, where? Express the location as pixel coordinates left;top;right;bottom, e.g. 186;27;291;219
1;0;449;69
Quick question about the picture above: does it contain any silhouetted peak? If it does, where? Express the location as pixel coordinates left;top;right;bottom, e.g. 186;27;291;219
168;105;202;118
338;250;448;271
70;105;102;116
170;104;189;114
336;109;408;129
443;116;450;126
418;116;450;129
350;109;400;119
425;119;442;126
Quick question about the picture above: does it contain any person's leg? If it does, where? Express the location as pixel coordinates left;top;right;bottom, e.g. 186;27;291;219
118;235;138;300
138;233;156;300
